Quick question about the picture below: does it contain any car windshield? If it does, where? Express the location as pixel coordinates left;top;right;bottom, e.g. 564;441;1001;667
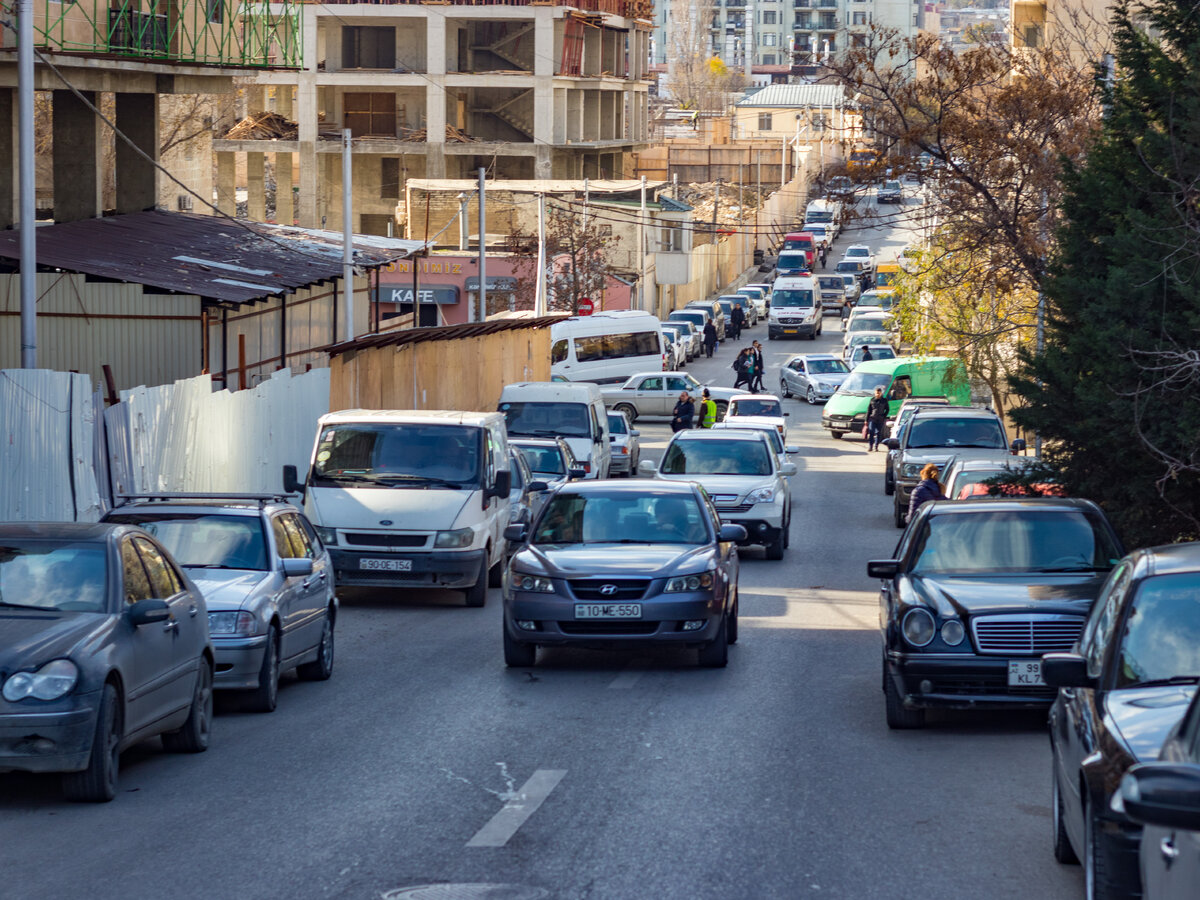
532;491;710;545
606;414;628;435
838;372;892;396
670;312;706;328
772;289;814;308
855;346;896;363
777;252;808;269
840;276;857;287
105;513;268;570
848;333;888;348
501;401;591;439
846;247;870;258
849;317;890;333
730;398;781;418
718;301;734;315
0;540;107;612
818;276;843;290
909;510;1120;574
1114;573;1200;688
661;438;773;476
517;445;567;476
835;262;862;274
884;181;902;191
312;422;482;487
809;359;851;375
807;210;833;223
907;416;1006;449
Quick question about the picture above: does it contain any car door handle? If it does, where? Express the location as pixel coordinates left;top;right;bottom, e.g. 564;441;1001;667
163;620;179;633
188;604;199;617
302;577;317;589
1161;835;1179;865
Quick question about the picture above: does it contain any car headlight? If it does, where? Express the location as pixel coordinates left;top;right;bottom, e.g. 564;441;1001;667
941;619;965;646
514;574;555;593
748;486;776;503
902;463;924;478
901;608;936;647
2;659;79;702
315;526;337;546
208;610;258;636
435;527;474;549
665;571;715;592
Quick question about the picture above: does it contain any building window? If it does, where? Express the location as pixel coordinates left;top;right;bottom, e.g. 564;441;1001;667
852;11;867;25
344;92;397;137
342;26;396;69
820;13;836;29
762;10;777;24
381;158;400;200
851;33;866;48
206;0;223;24
763;54;776;64
795;16;811;28
758;112;773;130
763;32;778;46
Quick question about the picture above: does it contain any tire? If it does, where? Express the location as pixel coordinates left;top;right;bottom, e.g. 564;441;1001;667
768;333;775;341
780;379;791;399
487;550;504;588
764;528;785;560
783;510;791;549
503;623;537;667
885;467;895;496
297;608;336;681
63;683;121;802
894;497;908;529
1053;767;1080;865
715;401;728;422
727;594;739;645
246;627;280;713
807;386;818;405
464;555;489;607
162;661;212;753
613;403;638;424
831;430;845;440
1085;801;1121;900
697;615;729;668
884;665;925;729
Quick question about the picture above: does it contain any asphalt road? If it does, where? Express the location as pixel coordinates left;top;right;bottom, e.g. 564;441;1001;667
0;193;1083;900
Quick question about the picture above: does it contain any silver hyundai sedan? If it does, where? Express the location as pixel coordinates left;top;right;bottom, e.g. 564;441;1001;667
104;495;337;712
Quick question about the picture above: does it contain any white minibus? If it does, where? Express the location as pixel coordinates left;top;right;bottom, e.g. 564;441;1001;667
550;310;665;384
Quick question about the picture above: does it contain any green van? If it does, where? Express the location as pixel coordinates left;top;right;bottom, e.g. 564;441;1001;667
820;356;970;439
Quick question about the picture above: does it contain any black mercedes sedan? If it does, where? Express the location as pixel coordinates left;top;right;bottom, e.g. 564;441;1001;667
0;523;213;801
502;481;746;668
1043;542;1200;900
866;498;1124;729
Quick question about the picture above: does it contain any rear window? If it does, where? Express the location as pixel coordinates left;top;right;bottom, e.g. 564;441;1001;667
906;416;1006;450
777;252;808;269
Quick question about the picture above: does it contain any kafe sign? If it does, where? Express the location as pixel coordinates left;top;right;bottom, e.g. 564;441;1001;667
378;286;460;305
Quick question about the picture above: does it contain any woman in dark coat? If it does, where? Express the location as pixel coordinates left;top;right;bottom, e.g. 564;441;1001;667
732;348;751;389
908;463;948;521
703;320;718;358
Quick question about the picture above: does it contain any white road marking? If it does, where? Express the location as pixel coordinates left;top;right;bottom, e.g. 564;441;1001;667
608;658;649;689
466;769;567;848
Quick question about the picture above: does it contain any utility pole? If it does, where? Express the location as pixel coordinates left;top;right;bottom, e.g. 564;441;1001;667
639;176;648;313
713;178;722;228
477;167;487;322
18;0;36;367
535;192;547;317
781;135;787;190
341;130;354;343
457;192;468;251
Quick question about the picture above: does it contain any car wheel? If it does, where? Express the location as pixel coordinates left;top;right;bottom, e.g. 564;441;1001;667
162;660;212;753
1053;766;1080;865
614;403;637;424
885;467;895;496
1085;800;1121;900
884;665;925;729
297;607;336;681
780;379;791;398
783;510;791;549
63;683;121;802
831;430;845;440
894;497;908;529
768;333;775;341
715;401;728;422
247;627;280;713
764;528;785;560
487;550;504;588
807;386;818;405
503;622;537;667
697;615;729;668
727;593;739;645
464;555;489;607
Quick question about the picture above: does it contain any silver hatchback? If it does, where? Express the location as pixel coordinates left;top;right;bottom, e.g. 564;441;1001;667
779;354;852;404
104;494;337;713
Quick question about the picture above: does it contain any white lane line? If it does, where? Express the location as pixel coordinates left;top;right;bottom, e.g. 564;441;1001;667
466;769;567;848
608;658;648;689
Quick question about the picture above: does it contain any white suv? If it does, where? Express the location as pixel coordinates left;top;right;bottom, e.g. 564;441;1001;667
640;429;795;559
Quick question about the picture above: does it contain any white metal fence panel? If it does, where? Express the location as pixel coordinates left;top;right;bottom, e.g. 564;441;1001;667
0;369;104;521
106;367;330;497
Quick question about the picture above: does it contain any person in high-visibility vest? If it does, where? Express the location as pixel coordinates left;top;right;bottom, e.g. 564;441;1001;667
699;389;718;428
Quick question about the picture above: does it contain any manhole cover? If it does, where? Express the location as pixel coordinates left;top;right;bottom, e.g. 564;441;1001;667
383;885;549;900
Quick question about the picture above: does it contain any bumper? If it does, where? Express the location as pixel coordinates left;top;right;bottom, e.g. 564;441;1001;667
886;652;1058;709
506;591;724;651
330;548;486;589
823;413;865;433
895;480;917;503
717;510;784;547
212;634;270;690
820;296;844;312
609;454;633;475
0;693;98;773
769;322;818;339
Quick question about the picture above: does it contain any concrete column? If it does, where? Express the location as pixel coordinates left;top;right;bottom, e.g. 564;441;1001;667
114;93;159;214
534;9;553;78
0;88;15;229
216;151;237;216
52;89;103;222
535;146;552;180
274;152;294;224
425;83;446;178
427;16;447;76
247;152;266;220
245;85;266;114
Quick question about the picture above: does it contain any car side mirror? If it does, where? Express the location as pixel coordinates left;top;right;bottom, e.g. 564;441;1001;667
783;412;791;417
503;524;528;543
883;438;900;450
866;559;900;579
631;429;640;437
718;524;748;543
528;481;549;493
283;464;305;496
492;470;512;497
1121;764;1200;831
568;467;587;480
638;460;657;475
779;462;797;476
785;445;800;455
1011;438;1027;454
282;557;314;577
1041;652;1094;689
128;598;171;626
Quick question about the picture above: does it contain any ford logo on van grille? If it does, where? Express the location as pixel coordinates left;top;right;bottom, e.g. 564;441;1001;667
379;520;393;526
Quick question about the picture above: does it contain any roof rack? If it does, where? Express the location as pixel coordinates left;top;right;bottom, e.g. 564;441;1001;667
113;492;296;508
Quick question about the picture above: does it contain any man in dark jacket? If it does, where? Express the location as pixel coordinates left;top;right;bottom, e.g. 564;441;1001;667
730;304;745;340
866;385;890;451
703;320;718;358
671;392;695;432
750;341;765;392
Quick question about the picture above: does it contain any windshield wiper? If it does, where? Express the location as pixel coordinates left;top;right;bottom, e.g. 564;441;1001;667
1125;676;1200;689
950;443;1005;449
319;472;388;485
375;474;468;489
1034;565;1109;573
0;600;47;610
513;429;568;438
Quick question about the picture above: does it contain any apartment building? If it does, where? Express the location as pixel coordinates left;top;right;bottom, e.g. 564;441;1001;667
1010;0;1111;66
220;0;653;235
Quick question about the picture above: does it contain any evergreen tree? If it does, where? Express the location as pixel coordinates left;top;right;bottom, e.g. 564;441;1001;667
1010;0;1200;545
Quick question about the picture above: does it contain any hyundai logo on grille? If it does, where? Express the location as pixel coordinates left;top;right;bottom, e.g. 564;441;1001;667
598;584;619;596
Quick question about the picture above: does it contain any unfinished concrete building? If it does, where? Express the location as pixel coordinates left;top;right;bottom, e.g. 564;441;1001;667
218;0;654;234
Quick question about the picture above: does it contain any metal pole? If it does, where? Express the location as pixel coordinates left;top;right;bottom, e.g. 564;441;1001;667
781;135;787;190
477;167;487;322
639;176;648;314
18;0;36;367
457;192;468;251
341;130;354;342
535;192;547;317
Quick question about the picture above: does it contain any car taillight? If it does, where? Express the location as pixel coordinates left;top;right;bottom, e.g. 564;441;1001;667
582;461;591;473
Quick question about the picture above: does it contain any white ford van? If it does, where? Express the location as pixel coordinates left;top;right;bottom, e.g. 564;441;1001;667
498;382;611;479
283;410;512;607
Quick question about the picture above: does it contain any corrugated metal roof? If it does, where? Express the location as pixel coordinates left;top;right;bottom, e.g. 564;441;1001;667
0;211;427;306
326;315;566;356
736;83;849;108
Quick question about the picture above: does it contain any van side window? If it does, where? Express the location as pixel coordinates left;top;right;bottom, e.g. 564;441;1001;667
889;376;912;401
551;340;568;364
590;406;603;440
574;336;603;362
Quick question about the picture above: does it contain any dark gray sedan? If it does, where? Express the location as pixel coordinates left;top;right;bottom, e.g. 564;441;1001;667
0;523;213;801
502;481;745;668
